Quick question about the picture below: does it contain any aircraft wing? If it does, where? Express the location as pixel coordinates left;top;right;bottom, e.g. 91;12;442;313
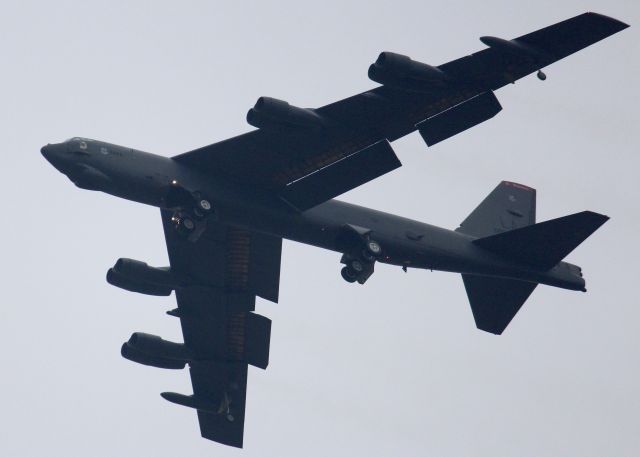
158;209;282;448
173;13;627;211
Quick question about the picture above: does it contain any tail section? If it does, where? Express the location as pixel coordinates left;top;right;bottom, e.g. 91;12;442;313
459;182;609;334
473;211;609;270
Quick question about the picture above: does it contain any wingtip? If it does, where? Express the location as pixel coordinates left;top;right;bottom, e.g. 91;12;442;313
585;12;630;30
582;210;610;222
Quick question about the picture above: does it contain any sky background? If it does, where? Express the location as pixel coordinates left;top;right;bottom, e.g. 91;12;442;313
1;1;638;456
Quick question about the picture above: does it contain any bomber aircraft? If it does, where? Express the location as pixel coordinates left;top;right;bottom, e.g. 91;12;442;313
42;13;627;448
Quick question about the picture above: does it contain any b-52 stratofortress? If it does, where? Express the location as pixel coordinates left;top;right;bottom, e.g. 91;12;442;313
42;13;627;448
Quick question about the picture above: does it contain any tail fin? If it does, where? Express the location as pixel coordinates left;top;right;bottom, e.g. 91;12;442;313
456;181;536;238
473;211;609;270
462;275;537;334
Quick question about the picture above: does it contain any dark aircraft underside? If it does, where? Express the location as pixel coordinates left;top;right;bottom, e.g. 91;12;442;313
41;12;627;448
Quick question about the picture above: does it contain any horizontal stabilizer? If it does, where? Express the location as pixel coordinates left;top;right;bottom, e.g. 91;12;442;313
473;211;609;269
463;274;537;334
416;91;502;146
280;139;401;211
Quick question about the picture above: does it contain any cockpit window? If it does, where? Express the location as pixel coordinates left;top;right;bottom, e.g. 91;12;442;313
64;137;93;155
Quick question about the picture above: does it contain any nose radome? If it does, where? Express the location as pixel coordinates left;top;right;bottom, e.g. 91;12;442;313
41;143;69;172
40;144;52;158
41;143;63;160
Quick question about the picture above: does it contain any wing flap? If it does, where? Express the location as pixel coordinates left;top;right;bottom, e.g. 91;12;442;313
245;313;272;369
162;210;282;303
416;91;502;146
280;139;401;211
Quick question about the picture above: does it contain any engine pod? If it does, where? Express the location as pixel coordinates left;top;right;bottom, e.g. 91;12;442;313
106;258;177;296
246;97;324;130
368;52;447;92
121;342;186;369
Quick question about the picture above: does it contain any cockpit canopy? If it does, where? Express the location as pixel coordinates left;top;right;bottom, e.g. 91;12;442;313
64;137;96;154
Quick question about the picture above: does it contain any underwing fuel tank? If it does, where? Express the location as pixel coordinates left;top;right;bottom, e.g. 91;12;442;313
106;258;177;296
160;392;224;414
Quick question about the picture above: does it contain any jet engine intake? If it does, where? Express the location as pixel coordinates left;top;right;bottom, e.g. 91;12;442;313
368;52;447;92
246;97;324;130
106;258;176;296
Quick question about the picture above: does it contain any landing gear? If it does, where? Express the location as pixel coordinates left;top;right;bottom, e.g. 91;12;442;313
182;217;195;231
198;198;212;212
340;236;382;285
341;266;358;283
362;240;382;261
171;210;207;242
192;192;213;219
349;259;365;273
172;212;196;235
165;185;213;242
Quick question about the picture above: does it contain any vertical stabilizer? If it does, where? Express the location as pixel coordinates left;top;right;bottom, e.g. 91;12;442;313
457;181;536;238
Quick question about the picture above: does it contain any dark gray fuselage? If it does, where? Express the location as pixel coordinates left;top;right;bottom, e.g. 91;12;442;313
41;138;585;291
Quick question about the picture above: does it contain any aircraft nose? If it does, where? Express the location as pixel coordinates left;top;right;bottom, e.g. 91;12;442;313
40;144;51;158
41;143;57;161
41;143;68;170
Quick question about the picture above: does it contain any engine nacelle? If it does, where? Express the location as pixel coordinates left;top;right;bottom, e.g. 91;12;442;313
127;332;189;360
121;332;190;369
121;342;186;370
479;36;545;61
246;97;324;130
106;258;176;296
368;52;447;92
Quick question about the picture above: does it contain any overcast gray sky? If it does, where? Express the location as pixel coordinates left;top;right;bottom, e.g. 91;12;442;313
1;1;638;456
